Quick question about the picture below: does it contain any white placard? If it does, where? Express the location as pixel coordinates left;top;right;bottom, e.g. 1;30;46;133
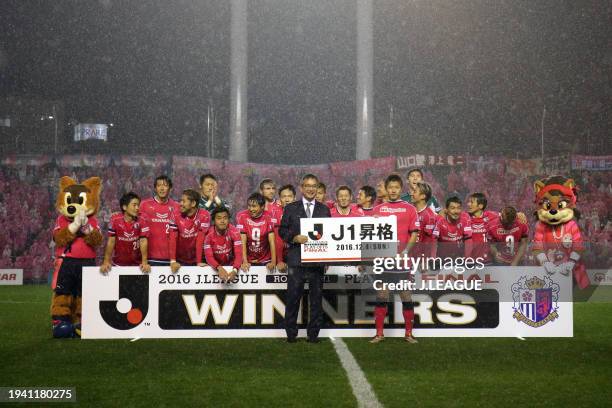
300;216;398;262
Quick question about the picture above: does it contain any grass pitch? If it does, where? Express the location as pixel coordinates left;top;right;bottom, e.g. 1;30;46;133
1;285;611;407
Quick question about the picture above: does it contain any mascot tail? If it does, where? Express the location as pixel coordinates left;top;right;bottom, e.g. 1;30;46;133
573;263;590;290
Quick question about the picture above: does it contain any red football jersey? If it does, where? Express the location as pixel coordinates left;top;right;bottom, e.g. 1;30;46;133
469;210;499;264
168;209;211;265
359;206;376;215
236;210;275;264
373;200;420;253
413;206;438;258
53;215;100;259
273;206;290;264
532;220;584;264
433;215;473;259
108;213;149;266
330;204;365;217
264;202;283;227
139;197;180;261
204;225;243;270
486;217;529;264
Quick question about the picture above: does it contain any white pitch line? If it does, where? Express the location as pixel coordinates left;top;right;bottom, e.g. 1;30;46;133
517;336;526;341
130;337;141;342
331;337;383;408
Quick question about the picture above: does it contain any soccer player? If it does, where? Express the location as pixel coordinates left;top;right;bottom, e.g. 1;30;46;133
168;189;211;273
139;176;180;266
275;184;296;272
357;185;377;215
374;180;388;205
466;192;499;265
204;207;242;282
100;192;150;274
371;174;420;344
374;175;420;254
316;182;335;209
433;196;473;260
198;173;231;213
410;182;438;260
487;206;529;266
400;168;441;212
236;193;277;272
331;186;365;217
259;178;283;227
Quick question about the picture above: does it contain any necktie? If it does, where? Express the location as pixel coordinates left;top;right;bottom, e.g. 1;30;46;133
306;202;312;218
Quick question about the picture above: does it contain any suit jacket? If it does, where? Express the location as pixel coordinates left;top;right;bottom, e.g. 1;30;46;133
279;200;331;267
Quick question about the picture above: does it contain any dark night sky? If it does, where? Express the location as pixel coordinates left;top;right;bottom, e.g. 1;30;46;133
0;0;610;163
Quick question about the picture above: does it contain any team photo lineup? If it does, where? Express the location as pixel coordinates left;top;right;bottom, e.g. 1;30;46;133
1;1;611;407
47;168;594;342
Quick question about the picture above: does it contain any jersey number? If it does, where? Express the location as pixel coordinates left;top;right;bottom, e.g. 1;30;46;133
251;228;261;247
505;235;515;255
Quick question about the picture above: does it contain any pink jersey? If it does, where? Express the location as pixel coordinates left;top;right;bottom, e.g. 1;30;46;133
236;210;275;264
532;220;584;264
469;210;499;264
330;205;365;217
204;225;243;269
413;206;438;258
108;213;149;266
486;217;529;264
264;202;283;227
374;200;420;253
274;206;290;264
360;206;376;215
433;215;473;259
139;197;180;261
53;215;100;259
168;209;210;265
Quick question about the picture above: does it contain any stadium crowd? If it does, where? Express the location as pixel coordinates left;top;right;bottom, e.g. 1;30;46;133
0;157;610;281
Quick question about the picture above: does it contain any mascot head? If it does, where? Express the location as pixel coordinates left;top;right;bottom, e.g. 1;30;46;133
56;176;102;219
534;175;577;226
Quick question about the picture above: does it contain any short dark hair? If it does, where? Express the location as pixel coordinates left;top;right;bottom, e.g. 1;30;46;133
468;192;488;210
199;173;217;185
154;175;172;189
316;182;326;192
360;185;376;202
182;189;201;204
501;206;517;226
446;196;462;208
407;168;424;179
385;174;403;188
415;182;432;202
279;184;296;196
336;185;352;197
247;192;266;207
259;178;275;191
211;206;230;220
120;192;140;213
301;174;319;185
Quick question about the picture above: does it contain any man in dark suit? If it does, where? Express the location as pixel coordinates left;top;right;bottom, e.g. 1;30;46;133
279;174;331;343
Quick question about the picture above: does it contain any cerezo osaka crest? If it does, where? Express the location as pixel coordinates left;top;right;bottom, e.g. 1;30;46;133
511;276;560;328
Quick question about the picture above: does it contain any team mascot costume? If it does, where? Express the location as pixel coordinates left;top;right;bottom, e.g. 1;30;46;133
51;176;103;338
533;176;590;289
